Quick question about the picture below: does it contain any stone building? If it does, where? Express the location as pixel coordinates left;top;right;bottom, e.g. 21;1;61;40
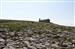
39;18;50;23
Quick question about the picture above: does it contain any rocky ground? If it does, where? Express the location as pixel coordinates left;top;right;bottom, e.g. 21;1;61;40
0;28;75;49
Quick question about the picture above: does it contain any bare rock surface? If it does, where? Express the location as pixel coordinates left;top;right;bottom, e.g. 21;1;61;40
0;28;75;49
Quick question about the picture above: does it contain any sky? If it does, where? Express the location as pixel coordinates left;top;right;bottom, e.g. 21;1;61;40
74;1;75;26
0;0;75;26
0;2;1;17
1;0;74;1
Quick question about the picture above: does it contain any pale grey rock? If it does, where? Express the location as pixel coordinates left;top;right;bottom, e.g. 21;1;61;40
3;46;15;49
0;37;5;42
9;32;15;36
23;47;27;49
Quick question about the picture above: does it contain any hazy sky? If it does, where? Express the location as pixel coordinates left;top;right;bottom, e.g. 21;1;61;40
2;0;74;1
0;2;1;17
74;1;75;26
0;0;75;26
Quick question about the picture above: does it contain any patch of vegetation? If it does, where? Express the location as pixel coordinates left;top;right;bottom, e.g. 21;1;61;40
0;20;75;32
